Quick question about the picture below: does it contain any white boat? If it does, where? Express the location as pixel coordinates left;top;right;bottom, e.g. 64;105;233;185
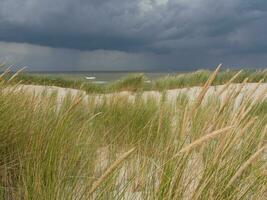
85;76;96;80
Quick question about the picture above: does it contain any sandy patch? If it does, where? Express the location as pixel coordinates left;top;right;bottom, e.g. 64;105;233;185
9;83;267;104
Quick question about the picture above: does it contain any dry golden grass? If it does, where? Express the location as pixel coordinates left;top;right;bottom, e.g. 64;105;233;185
0;66;266;199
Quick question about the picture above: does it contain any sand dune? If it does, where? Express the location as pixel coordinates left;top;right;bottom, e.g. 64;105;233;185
10;83;267;103
4;83;266;199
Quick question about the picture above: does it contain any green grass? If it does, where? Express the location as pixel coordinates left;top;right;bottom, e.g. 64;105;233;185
8;69;267;93
107;73;146;92
154;69;267;91
0;69;267;199
10;73;106;93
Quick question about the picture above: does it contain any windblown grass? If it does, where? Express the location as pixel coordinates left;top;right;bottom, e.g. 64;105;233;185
0;67;266;199
8;69;267;93
154;69;267;91
107;73;146;92
10;73;106;93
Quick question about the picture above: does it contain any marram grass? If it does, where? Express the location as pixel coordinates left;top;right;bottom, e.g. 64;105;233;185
0;68;266;199
7;68;267;93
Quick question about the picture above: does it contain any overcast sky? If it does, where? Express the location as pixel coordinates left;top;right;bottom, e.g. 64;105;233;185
0;0;267;71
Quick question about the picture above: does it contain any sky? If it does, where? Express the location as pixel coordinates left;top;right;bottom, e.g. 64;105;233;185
0;0;267;71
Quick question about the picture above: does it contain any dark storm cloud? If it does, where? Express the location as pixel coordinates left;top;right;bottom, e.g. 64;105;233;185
0;0;265;52
0;0;267;70
0;0;151;51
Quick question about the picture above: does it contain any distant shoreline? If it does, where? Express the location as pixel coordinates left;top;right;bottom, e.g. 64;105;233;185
11;70;189;74
6;68;266;74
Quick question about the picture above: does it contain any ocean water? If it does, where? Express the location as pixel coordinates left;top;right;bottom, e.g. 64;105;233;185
28;71;181;83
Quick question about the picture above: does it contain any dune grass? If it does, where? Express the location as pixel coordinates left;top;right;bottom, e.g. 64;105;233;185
107;73;146;92
154;69;267;91
10;73;106;93
8;69;267;93
0;68;267;199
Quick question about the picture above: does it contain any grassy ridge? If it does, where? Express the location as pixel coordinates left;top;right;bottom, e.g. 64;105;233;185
0;69;267;199
154;69;267;90
9;69;267;93
10;73;106;93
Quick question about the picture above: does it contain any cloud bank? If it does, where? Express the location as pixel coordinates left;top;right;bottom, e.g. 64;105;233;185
0;0;267;70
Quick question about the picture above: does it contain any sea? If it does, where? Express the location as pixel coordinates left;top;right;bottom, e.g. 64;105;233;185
28;71;183;84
